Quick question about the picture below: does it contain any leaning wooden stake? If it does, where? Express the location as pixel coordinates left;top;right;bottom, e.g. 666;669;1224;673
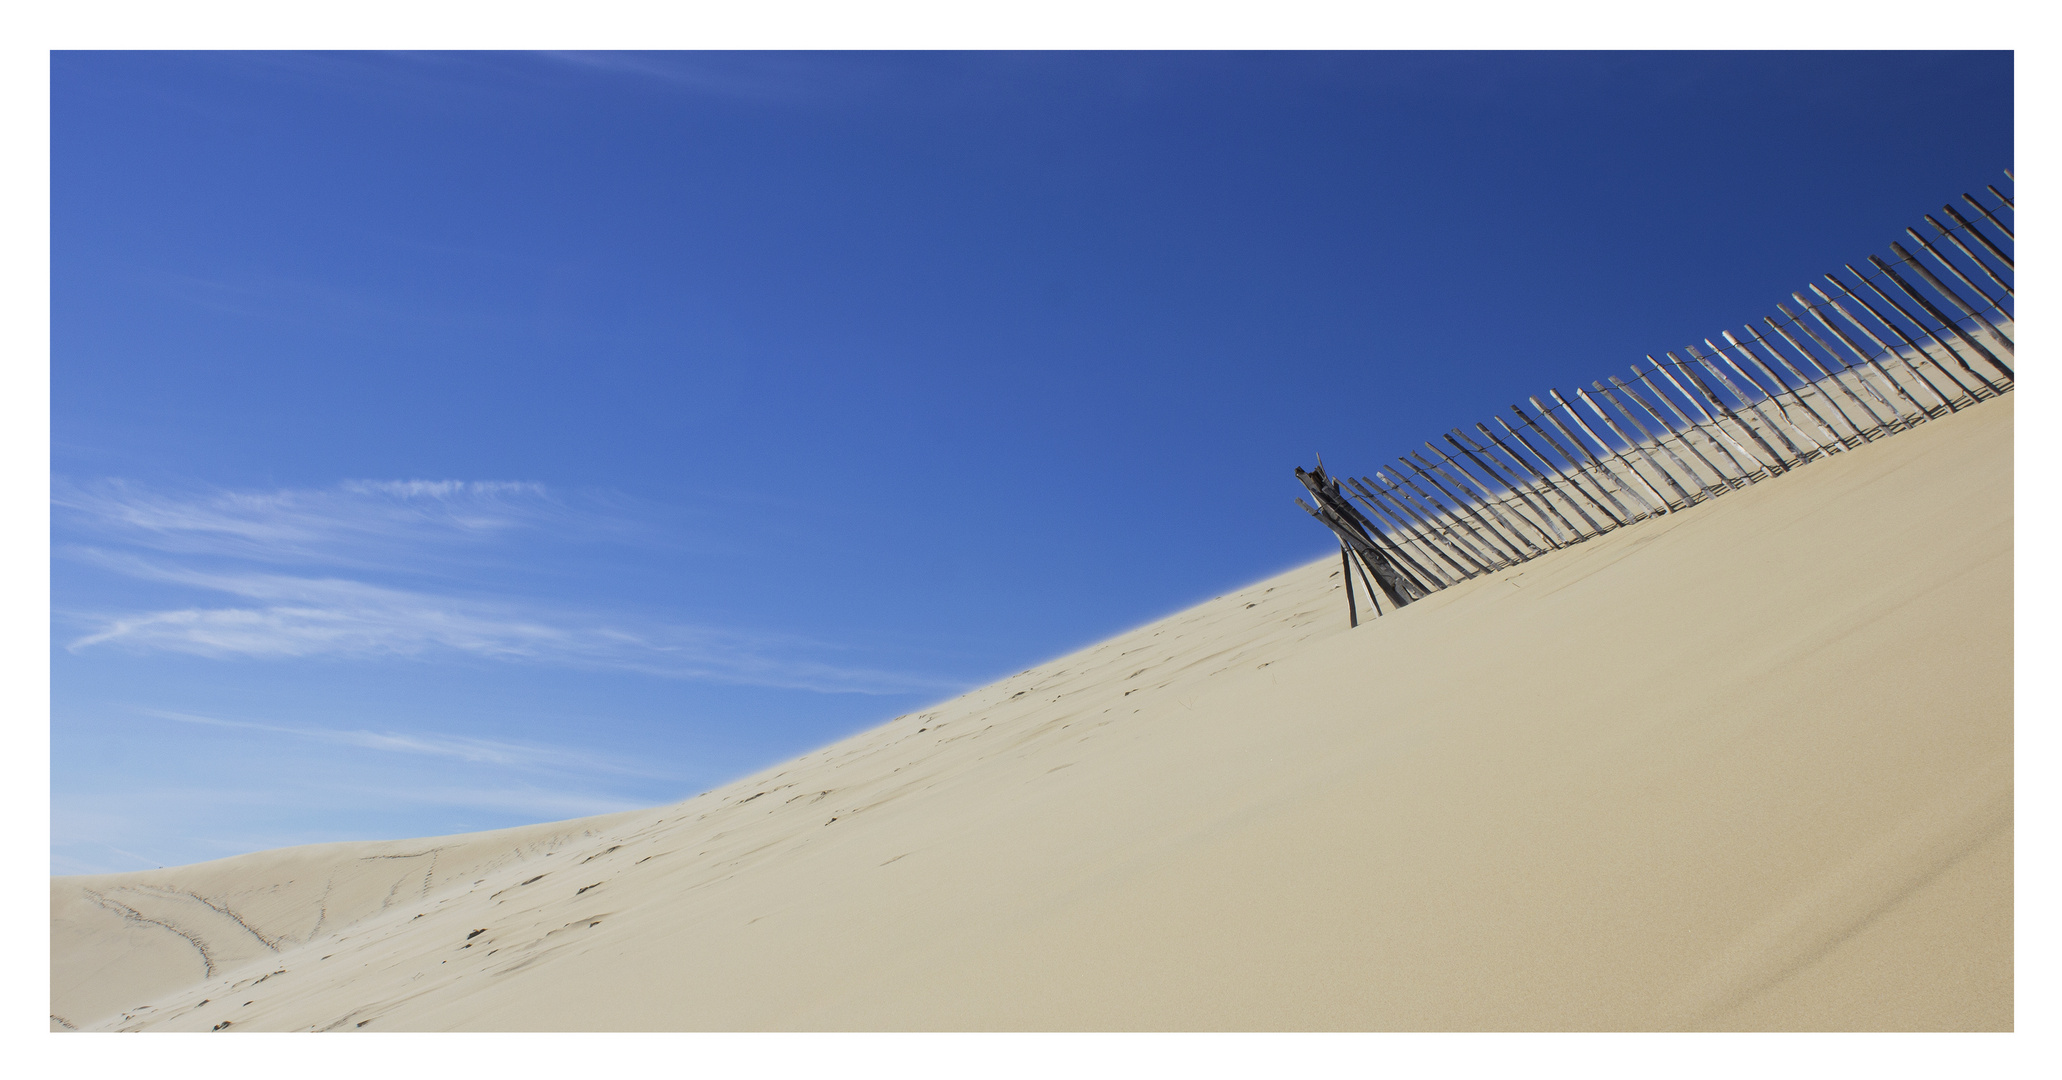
1683;344;1812;462
1479;420;1603;538
1576;385;1698;507
1942;201;2013;268
1449;429;1571;546
1742;322;1878;445
1667;351;1791;473
1416;446;1544;558
1295;467;1421;608
1806;284;1963;413
1912;217;2014;334
1793;290;1938;419
1773;303;1908;429
1382;465;1505;569
1345;476;1467;586
1712;332;1844;454
1544;391;1666;516
1833;269;2001;400
1493;415;1616;534
1340;545;1358;626
1513;404;1637;524
1875;248;2014;380
1399;456;1519;565
1634;360;1763;483
1357;474;1488;580
1594;380;1714;501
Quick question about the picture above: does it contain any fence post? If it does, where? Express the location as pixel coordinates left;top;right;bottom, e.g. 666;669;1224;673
1634;360;1763;482
1878;246;2015;380
1790;291;1937;419
1912;216;2014;320
1832;269;2000;400
1450;429;1573;545
1773;303;1909;428
1416;446;1546;557
1574;387;1694;508
1742;322;1878;445
1806;284;1963;413
1346;476;1467;587
1492;416;1617;536
1595;380;1717;501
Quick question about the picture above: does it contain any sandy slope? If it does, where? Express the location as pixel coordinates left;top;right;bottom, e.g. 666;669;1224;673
52;395;2012;1032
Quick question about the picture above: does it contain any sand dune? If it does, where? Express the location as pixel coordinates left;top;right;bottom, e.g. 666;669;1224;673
51;394;2012;1031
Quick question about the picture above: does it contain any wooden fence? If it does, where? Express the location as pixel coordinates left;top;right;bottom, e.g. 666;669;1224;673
1297;175;2015;626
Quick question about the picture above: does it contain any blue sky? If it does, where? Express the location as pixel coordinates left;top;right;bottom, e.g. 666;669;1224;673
51;51;2012;873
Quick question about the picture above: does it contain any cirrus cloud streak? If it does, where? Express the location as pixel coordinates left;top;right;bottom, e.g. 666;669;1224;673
56;480;963;696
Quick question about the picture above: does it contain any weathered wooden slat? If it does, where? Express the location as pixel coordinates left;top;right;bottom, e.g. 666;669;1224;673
1730;327;1861;446
1295;470;1417;608
1450;429;1573;545
1385;466;1508;573
1299;501;1375;622
1314;466;1439;594
1790;292;1936;419
1594;380;1715;501
1439;434;1562;548
1574;386;1694;508
1649;354;1755;469
1341;544;1359;625
1489;417;1614;536
1742;322;1879;445
1832;268;2002;400
1340;484;1449;594
1418;445;1546;557
1345;495;1437;602
1715;331;1846;454
1475;421;1595;537
1341;476;1461;588
1514;403;1639;524
1609;375;1733;490
1636;359;1768;480
1891;233;2012;328
1685;343;1812;462
1348;476;1468;588
1808;283;1964;413
1879;245;2015;380
1914;216;2015;316
1558;387;1675;512
1702;338;1829;458
1357;547;1396;614
1371;471;1499;577
1773;303;1909;427
1402;454;1522;564
1944;201;2013;267
1307;466;1432;602
1672;350;1796;470
1529;397;1653;521
1342;541;1392;614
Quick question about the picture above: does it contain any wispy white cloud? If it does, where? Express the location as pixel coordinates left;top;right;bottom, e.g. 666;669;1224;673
64;555;948;693
143;709;671;781
56;481;960;695
53;477;562;568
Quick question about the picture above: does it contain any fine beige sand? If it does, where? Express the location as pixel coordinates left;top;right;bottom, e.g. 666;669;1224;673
51;395;2012;1032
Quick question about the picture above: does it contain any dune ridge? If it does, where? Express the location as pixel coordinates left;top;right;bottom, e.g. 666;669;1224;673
52;394;2012;1031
